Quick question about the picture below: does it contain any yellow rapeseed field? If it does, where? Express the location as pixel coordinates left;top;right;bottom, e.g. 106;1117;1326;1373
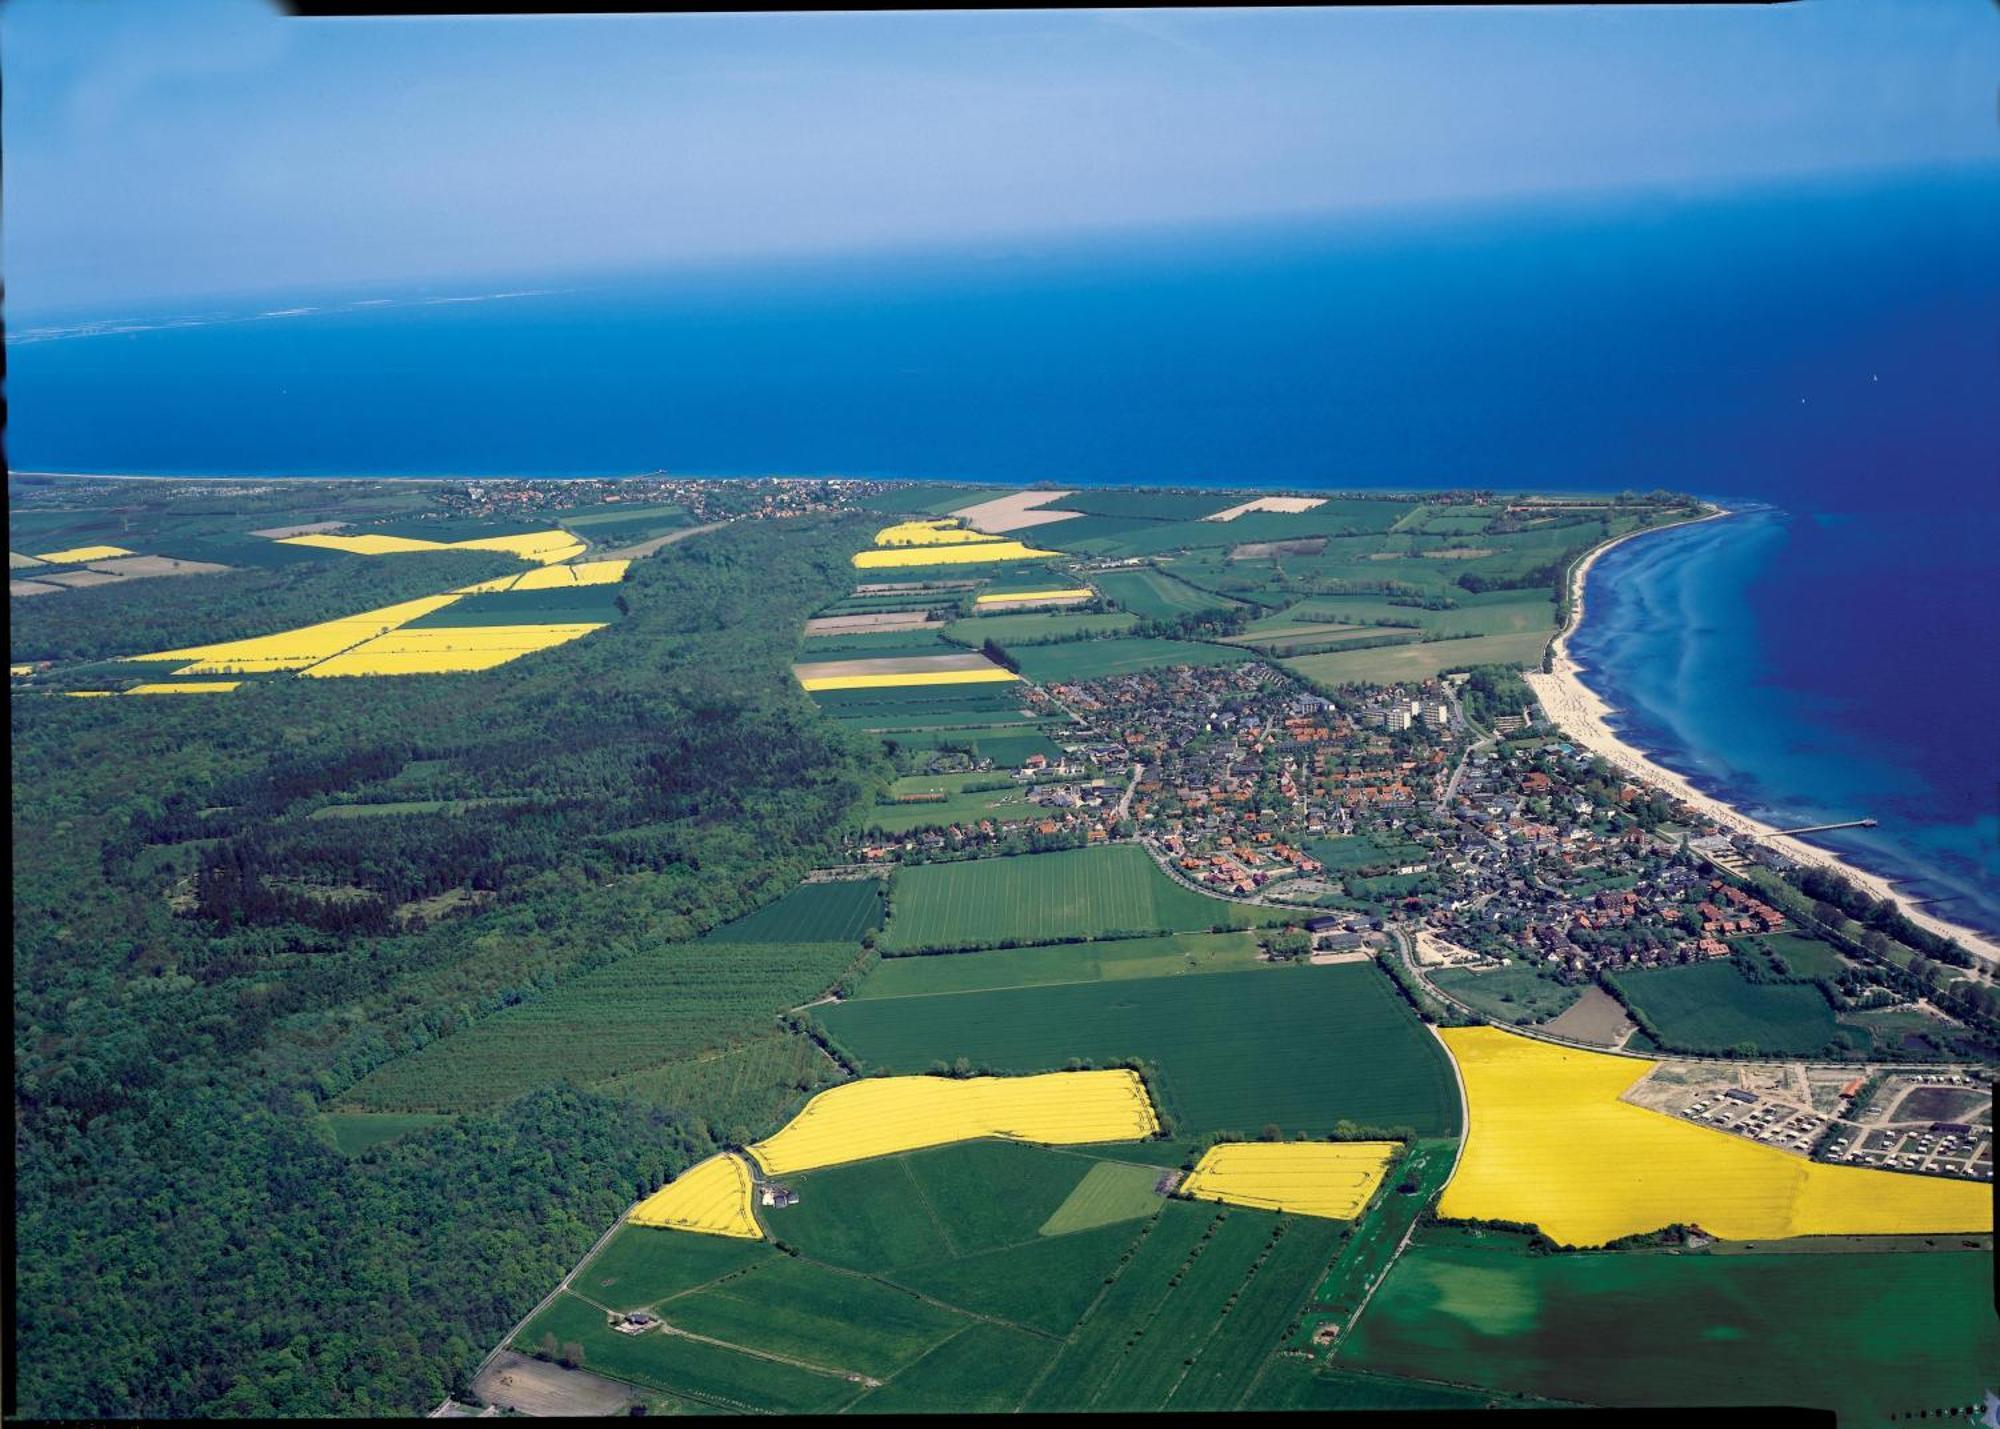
278;533;451;556
974;588;1093;605
1180;1141;1399;1220
512;558;629;590
126;682;244;695
276;528;583;564
64;691;116;698
454;574;524;593
37;544;136;563
852;540;1059;569
301;623;606;677
747;1070;1160;1176
872;520;1000;548
628;1153;762;1239
1438;1026;1994;1246
137;594;467;673
797;668;1020;692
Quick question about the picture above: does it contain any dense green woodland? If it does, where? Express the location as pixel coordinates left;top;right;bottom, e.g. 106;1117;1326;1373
11;515;888;1416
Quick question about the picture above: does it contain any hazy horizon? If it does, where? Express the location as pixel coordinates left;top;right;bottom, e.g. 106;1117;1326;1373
6;0;1995;316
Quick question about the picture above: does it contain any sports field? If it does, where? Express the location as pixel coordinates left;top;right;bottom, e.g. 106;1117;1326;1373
820;963;1461;1137
879;845;1254;952
1343;1237;1999;1423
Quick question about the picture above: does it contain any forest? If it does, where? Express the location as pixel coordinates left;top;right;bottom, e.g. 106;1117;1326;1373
11;512;889;1416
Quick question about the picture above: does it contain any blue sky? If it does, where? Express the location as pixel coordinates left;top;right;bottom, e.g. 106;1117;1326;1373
5;1;1995;314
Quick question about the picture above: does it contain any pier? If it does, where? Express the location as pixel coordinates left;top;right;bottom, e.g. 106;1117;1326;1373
1775;818;1878;836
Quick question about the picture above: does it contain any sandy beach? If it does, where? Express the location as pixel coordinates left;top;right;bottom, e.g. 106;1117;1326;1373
1525;509;2000;965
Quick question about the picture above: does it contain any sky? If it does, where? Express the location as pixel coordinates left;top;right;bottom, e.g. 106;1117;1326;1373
4;1;1996;316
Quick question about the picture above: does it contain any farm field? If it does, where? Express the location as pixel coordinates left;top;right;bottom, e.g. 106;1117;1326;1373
1010;636;1252;683
820;963;1461;1137
774;1140;1129;1273
745;1069;1159;1175
1342;1237;1999;1424
879;845;1254;952
1091;566;1241;619
1180;1141;1397;1220
661;1253;972;1381
854;930;1263;999
628;1153;761;1237
847;1323;1059;1413
337;940;858;1112
1607;958;1840;1055
1247;1361;1533;1411
700;879;884;944
1437;1026;1993;1245
574;1223;775;1313
1283;630;1553;686
1024;1199;1343;1411
945;610;1135;644
514;1288;864;1414
1165;1213;1348;1409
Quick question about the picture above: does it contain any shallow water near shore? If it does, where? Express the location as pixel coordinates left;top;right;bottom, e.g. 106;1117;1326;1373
1569;507;2000;940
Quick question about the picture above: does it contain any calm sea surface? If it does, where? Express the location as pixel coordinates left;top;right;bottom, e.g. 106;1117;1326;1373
11;168;1997;933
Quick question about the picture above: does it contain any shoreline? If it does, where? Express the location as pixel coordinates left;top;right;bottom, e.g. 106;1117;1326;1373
1524;510;1999;965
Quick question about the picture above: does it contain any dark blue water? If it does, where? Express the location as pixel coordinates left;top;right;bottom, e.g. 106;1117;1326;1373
1572;508;2000;939
10;166;1997;933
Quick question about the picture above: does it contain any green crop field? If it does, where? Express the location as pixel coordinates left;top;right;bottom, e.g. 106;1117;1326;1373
404;585;625;627
850;1322;1060;1413
1432;964;1581;1024
1165;1214;1346;1409
319;1111;451;1156
1011;637;1253;683
1038;1161;1165;1236
515;1288;863;1413
1607;959;1840;1055
576;1225;776;1313
820;962;1460;1137
1284;630;1553;687
1247;1362;1533;1411
879;846;1254;952
1342;1239;1999;1423
1092;566;1242;620
856;930;1263;999
779;1141;1101;1273
946;610;1136;644
1021;1200;1336;1411
661;1254;971;1380
338;941;857;1112
702;879;884;943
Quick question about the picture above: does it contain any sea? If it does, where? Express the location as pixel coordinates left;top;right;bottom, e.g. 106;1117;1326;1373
10;165;1998;937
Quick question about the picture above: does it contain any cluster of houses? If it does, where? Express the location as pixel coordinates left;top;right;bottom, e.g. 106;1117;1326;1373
439;474;855;525
1033;663;1467;895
